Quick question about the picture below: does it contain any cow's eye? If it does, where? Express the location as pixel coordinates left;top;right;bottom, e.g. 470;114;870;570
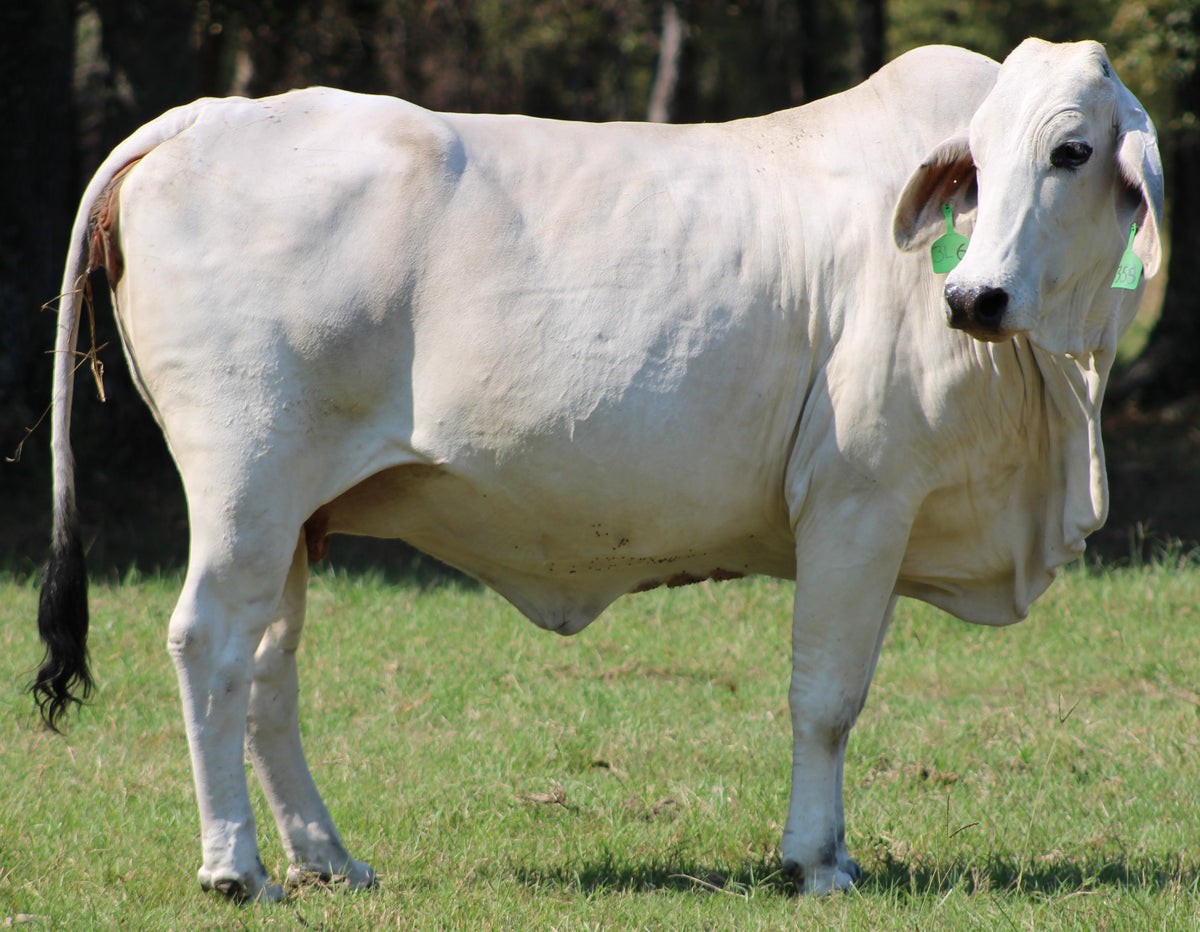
1050;141;1093;169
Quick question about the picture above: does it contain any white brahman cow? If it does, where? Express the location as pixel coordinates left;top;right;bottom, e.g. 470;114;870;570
34;38;1162;899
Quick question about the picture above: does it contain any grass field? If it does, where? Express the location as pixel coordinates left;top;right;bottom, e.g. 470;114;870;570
2;553;1200;930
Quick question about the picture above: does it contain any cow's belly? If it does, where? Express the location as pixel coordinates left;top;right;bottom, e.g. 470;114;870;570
309;460;796;633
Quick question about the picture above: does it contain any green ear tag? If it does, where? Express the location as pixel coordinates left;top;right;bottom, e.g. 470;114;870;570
931;203;969;274
1111;222;1142;290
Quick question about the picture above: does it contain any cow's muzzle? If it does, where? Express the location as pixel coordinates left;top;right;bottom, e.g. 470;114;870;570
944;283;1012;342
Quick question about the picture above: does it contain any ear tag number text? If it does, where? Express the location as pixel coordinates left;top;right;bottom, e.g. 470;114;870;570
931;203;969;274
1111;222;1143;290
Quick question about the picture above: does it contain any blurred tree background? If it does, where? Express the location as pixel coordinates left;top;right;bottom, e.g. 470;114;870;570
1;0;1197;572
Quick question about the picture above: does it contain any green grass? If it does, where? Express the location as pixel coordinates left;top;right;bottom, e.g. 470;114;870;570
3;554;1200;929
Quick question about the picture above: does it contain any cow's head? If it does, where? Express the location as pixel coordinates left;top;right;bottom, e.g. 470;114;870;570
893;38;1163;356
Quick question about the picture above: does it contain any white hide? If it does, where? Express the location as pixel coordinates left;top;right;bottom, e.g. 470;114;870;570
46;40;1161;899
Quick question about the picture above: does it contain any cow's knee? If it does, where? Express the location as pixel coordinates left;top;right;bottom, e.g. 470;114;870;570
246;545;308;737
249;618;301;687
245;634;299;744
167;607;256;699
169;549;294;669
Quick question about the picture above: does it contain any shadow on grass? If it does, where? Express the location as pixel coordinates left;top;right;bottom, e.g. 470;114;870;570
863;853;1200;896
513;852;1199;899
512;855;796;899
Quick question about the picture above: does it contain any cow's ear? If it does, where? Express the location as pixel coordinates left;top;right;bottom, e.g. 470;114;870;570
1114;88;1164;278
892;135;977;253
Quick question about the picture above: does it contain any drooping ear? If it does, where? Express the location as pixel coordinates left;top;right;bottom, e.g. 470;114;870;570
893;135;977;253
1113;85;1164;278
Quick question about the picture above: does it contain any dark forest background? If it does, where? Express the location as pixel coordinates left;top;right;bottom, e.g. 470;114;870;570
2;0;1198;576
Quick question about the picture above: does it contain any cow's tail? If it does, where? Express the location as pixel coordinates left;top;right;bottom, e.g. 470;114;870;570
32;197;96;731
31;99;215;731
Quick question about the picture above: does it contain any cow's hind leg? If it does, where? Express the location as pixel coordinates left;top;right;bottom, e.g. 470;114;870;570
168;526;299;902
245;534;376;891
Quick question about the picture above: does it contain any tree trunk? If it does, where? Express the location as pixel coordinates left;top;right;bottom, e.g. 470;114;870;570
89;0;200;156
647;1;686;123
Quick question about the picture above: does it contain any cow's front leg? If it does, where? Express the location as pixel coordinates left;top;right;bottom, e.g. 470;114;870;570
245;535;376;892
781;532;902;894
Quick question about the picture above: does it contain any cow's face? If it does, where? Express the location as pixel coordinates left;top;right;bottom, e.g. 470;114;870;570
894;39;1163;357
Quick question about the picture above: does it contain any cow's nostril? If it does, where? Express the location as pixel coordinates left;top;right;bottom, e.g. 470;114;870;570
944;284;971;325
973;287;1008;324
